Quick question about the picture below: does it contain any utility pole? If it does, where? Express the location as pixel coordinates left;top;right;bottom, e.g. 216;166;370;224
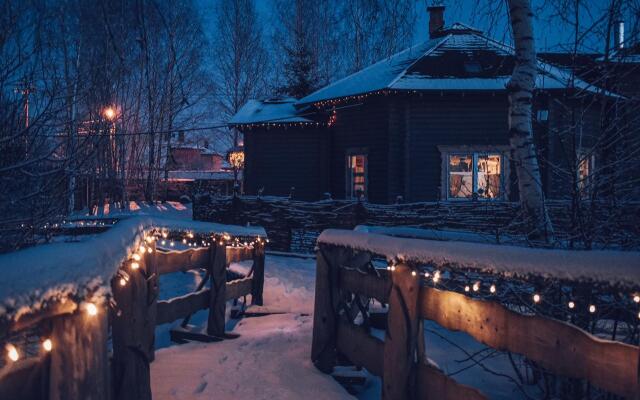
16;80;36;129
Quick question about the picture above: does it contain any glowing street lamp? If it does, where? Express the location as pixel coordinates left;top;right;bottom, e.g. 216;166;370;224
103;106;116;121
228;146;244;196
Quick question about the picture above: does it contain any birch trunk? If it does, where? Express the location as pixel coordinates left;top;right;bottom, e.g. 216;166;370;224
507;0;554;242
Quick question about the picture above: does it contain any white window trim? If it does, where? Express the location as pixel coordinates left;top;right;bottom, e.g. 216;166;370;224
438;145;510;201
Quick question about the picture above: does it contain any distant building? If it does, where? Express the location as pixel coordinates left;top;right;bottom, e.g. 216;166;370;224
229;6;635;203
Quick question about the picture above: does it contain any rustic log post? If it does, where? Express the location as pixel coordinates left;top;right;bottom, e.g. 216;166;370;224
111;240;156;400
49;303;110;400
383;263;420;400
311;245;350;373
251;243;265;306
207;242;227;337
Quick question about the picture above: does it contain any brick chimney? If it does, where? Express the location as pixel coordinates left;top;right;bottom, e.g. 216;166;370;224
427;5;445;38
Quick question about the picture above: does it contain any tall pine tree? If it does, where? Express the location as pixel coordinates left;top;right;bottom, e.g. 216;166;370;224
278;0;319;98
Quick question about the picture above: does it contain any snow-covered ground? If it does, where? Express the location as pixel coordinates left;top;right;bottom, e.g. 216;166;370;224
151;254;540;400
71;200;192;220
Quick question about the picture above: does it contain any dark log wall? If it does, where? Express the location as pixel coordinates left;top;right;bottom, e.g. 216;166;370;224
329;96;391;203
243;126;328;200
405;93;511;201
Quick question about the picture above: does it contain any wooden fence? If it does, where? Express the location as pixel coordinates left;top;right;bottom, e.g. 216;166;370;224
0;232;265;400
311;242;639;400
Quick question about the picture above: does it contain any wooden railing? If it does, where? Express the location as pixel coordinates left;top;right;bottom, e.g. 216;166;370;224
0;231;265;400
312;243;639;400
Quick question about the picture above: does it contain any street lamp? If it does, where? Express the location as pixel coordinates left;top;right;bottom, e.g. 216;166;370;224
103;106;116;121
228;146;244;196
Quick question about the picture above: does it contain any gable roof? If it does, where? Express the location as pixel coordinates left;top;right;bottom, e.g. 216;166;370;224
298;23;608;105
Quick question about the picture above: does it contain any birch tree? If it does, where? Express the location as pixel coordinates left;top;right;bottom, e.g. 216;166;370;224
507;0;554;242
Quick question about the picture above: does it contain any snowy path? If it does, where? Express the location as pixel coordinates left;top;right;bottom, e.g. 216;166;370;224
151;254;537;400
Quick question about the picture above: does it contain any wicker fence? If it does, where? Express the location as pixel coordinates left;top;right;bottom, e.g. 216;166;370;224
193;196;640;252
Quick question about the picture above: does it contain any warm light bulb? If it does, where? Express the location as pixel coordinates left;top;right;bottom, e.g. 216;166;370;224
634;295;640;303
411;270;416;276
6;344;19;362
188;233;194;239
132;254;141;261
162;232;168;239
161;240;166;245
170;242;175;247
147;247;153;253
182;239;187;244
464;285;470;292
489;284;496;294
42;339;53;352
390;265;396;272
533;294;541;303
145;236;153;243
424;272;430;277
138;245;146;254
472;282;480;292
86;303;98;316
433;271;440;283
119;278;127;286
131;262;139;270
589;305;596;313
568;301;575;309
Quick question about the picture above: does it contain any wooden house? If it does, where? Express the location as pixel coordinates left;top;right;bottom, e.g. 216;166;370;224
230;7;628;204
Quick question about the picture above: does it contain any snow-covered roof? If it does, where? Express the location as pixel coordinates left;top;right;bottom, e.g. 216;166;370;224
299;23;607;104
229;98;312;125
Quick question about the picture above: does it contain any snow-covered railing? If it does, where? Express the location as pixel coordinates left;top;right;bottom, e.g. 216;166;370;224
312;229;640;400
0;216;266;400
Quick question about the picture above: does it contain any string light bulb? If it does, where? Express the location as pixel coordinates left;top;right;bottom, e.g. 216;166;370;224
424;272;430;278
634;295;640;303
119;277;127;286
147;247;153;253
533;294;541;303
589;305;596;313
170;242;175;247
489;284;496;294
131;262;139;270
138;245;146;254
568;301;575;309
464;285;470;292
411;270;416;277
182;239;187;244
6;344;19;362
433;271;440;283
86;303;98;316
132;253;141;261
472;282;480;292
42;339;53;352
390;265;396;272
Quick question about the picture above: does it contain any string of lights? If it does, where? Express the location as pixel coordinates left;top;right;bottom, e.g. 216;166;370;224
2;226;267;366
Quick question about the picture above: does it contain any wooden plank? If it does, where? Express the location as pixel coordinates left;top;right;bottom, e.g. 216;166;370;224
49;306;110;400
420;286;638;398
336;320;384;377
207;243;227;337
226;246;254;263
251;245;265;305
417;362;487;400
0;356;47;400
311;246;349;373
156;289;210;326
156;247;209;275
1;300;77;336
383;263;420;400
111;255;154;400
226;277;253;301
339;268;391;302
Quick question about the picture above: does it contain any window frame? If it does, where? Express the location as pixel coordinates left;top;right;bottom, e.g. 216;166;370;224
345;149;368;201
438;145;509;201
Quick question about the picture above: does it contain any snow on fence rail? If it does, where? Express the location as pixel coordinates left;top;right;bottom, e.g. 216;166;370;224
312;230;640;399
0;216;266;400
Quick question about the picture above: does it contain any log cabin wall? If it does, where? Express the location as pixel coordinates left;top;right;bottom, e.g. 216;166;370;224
243;125;328;200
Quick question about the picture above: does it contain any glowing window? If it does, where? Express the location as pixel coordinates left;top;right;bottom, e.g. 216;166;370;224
448;153;503;200
347;154;367;200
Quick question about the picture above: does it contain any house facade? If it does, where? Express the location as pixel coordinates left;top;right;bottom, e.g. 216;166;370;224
230;8;630;204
